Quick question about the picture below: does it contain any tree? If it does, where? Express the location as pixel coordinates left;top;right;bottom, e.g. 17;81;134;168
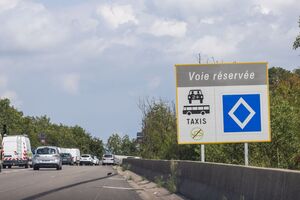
139;99;178;159
107;133;122;154
0;98;104;156
89;137;105;157
293;16;300;50
121;135;138;156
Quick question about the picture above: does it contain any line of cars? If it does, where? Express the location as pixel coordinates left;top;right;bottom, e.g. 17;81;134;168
0;134;112;172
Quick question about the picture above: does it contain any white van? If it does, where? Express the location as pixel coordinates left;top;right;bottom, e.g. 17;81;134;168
59;148;67;154
0;134;2;172
2;135;33;168
68;148;80;165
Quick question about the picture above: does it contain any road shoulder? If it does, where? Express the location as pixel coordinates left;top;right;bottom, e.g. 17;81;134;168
116;166;186;200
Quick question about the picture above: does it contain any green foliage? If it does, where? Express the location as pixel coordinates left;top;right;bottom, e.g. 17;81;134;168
139;99;178;159
153;161;178;193
166;160;177;193
107;133;122;154
154;175;164;187
106;133;138;155
121;135;138;156
0;99;104;157
121;163;131;171
293;16;300;50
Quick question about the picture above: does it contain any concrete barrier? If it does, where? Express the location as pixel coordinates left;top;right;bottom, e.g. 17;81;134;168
123;159;300;200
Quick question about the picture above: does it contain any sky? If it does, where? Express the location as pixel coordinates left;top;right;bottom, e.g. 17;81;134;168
0;0;299;142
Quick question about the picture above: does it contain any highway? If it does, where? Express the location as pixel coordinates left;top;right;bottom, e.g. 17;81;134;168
0;165;141;200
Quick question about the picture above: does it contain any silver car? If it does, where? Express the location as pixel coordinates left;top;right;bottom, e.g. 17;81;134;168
33;146;62;170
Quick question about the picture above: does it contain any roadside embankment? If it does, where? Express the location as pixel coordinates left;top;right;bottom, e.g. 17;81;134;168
123;158;300;200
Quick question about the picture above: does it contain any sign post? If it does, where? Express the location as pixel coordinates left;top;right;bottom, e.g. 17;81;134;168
201;144;205;162
244;143;249;166
175;62;271;145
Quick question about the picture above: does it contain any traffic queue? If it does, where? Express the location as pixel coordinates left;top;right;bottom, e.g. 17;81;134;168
0;134;111;172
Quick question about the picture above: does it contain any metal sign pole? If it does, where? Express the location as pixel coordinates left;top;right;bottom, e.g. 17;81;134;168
244;143;249;166
201;144;205;162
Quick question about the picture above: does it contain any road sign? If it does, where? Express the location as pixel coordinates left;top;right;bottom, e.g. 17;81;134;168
175;62;270;144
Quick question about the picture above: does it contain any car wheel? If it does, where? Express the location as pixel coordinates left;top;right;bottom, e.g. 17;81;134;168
56;166;60;170
8;165;12;169
33;166;39;170
3;165;6;169
25;164;29;168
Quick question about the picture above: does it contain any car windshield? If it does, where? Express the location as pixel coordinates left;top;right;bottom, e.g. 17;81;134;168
36;148;56;155
104;155;112;158
61;153;71;157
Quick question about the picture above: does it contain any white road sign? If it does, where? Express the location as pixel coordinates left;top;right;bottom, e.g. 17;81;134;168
175;62;271;144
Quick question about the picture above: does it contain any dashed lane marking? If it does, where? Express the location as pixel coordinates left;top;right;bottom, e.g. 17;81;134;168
108;177;126;180
1;168;31;175
102;186;143;190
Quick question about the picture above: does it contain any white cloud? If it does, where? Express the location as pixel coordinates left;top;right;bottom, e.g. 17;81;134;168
252;0;297;13
200;17;223;25
1;90;17;100
61;74;80;95
148;19;187;38
0;1;70;52
152;0;232;14
0;90;22;107
72;18;99;33
250;5;271;15
0;0;19;13
97;4;138;28
193;36;236;58
0;75;21;107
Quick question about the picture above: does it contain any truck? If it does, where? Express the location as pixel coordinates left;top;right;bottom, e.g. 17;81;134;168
2;135;33;168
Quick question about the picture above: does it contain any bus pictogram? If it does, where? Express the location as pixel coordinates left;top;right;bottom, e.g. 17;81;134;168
183;105;210;115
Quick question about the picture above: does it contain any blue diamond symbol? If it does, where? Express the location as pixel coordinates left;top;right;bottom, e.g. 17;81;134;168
233;103;250;123
228;97;256;129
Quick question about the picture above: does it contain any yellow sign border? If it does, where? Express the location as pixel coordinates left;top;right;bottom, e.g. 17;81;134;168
175;62;271;144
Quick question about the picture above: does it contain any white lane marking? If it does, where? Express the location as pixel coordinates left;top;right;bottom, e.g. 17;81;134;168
102;186;142;190
1;169;31;175
108;177;126;180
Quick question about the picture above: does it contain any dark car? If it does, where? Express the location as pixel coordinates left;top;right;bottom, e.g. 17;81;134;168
60;153;74;165
188;89;204;104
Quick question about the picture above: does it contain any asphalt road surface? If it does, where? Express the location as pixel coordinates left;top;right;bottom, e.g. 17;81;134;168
0;165;141;200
